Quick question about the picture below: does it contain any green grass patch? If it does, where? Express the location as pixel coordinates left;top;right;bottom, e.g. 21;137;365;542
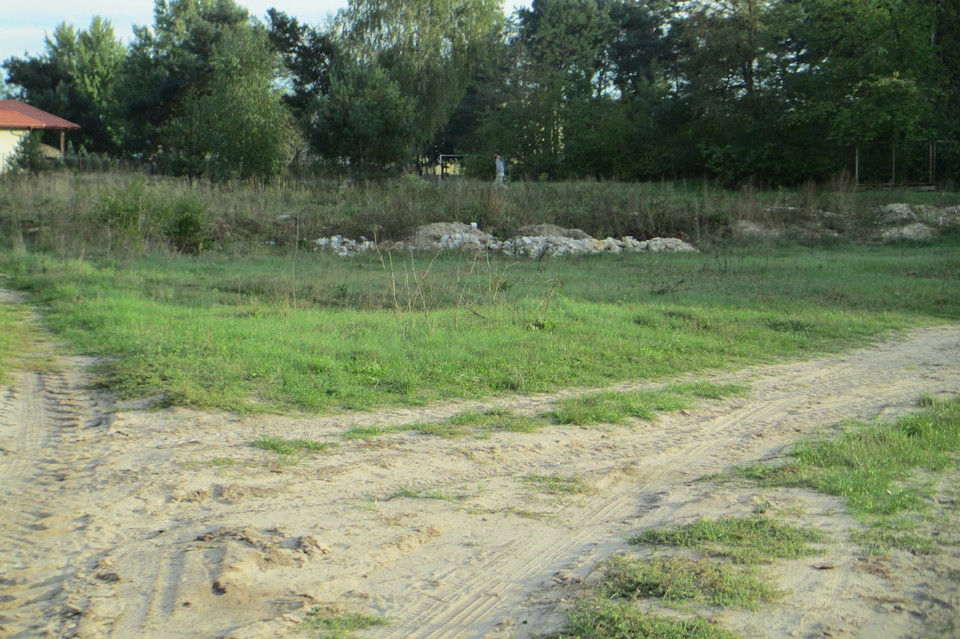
251;436;336;456
1;240;956;413
541;601;741;639
598;555;782;609
723;396;960;554
0;298;55;379
344;410;548;441
729;397;960;517
550;391;660;425
550;383;746;426
299;605;388;638
629;516;825;564
521;473;594;495
342;425;409;440
388;485;463;501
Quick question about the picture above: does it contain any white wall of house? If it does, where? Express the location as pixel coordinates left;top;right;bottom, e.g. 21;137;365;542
0;129;28;172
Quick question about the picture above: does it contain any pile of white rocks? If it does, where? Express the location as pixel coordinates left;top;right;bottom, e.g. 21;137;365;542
312;222;697;257
312;235;376;256
869;203;960;241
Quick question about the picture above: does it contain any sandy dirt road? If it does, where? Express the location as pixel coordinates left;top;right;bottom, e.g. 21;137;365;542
1;310;959;639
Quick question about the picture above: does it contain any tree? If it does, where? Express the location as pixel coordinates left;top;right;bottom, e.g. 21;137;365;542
117;0;253;158
160;28;295;179
267;9;337;123
3;17;126;153
308;62;415;173
478;0;616;178
116;0;295;178
334;0;504;159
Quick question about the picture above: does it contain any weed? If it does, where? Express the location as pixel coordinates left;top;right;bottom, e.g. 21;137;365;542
388;485;463;501
629;516;825;564
251;436;336;456
541;601;741;639
598;554;782;609
522;474;594;495
549;383;745;426
342;425;409;440
299;605;388;638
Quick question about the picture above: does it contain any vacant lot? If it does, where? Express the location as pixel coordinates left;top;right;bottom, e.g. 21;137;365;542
1;239;959;638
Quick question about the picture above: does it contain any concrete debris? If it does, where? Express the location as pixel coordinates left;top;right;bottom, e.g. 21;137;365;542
313;224;697;257
868;203;959;241
313;235;376;256
879;223;937;241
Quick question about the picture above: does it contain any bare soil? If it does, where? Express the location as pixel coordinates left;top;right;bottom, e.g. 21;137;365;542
2;296;959;639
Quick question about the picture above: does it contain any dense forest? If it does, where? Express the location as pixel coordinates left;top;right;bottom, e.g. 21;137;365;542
3;0;959;185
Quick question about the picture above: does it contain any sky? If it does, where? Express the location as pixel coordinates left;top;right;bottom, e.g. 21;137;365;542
1;1;526;70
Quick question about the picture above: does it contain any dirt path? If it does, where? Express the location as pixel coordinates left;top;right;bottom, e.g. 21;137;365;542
1;311;959;639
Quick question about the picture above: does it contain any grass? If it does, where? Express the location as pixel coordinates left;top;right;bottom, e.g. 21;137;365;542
549;383;747;426
726;395;960;553
548;396;960;638
598;555;782;609
541;601;741;639
342;425;410;440
0;295;55;380
729;397;960;514
629;516;825;564
521;473;594;495
251;436;337;456
299;605;388;638
3;239;956;413
388;485;464;501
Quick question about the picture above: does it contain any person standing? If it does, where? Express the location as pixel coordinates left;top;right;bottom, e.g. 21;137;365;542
494;152;507;187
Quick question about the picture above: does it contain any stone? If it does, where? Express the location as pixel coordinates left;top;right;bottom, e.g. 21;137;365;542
872;203;916;225
516;224;593;240
879;223;937;241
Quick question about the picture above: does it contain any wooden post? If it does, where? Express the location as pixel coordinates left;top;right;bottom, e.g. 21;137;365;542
854;145;860;186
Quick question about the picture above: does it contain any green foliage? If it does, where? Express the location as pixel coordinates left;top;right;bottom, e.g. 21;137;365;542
308;62;415;172
3;17;126;153
742;397;960;516
92;179;211;253
8;132;51;174
251;436;336;456
161;28;295;180
542;601;741;639
117;0;256;162
299;605;388;638
2;236;955;413
629;516;825;564
336;0;504;154
598;555;782;609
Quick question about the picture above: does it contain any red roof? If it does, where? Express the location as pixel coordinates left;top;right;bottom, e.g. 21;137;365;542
0;100;80;130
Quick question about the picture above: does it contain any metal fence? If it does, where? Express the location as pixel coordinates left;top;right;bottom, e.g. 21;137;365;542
854;140;960;188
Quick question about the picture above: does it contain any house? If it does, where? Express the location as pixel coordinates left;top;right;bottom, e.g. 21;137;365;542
0;100;80;172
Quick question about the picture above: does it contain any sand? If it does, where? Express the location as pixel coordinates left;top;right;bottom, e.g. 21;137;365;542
2;303;959;638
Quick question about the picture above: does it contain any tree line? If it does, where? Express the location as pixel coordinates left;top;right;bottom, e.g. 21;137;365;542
4;0;958;184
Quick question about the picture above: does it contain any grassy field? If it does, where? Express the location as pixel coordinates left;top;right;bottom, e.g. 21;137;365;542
1;173;958;412
0;236;957;413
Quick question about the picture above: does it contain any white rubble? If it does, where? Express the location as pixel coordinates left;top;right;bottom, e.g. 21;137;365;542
313;224;697;257
313;235;376;256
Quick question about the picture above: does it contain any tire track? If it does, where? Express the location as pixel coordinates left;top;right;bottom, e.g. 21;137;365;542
0;363;114;638
2;313;958;639
361;326;960;638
